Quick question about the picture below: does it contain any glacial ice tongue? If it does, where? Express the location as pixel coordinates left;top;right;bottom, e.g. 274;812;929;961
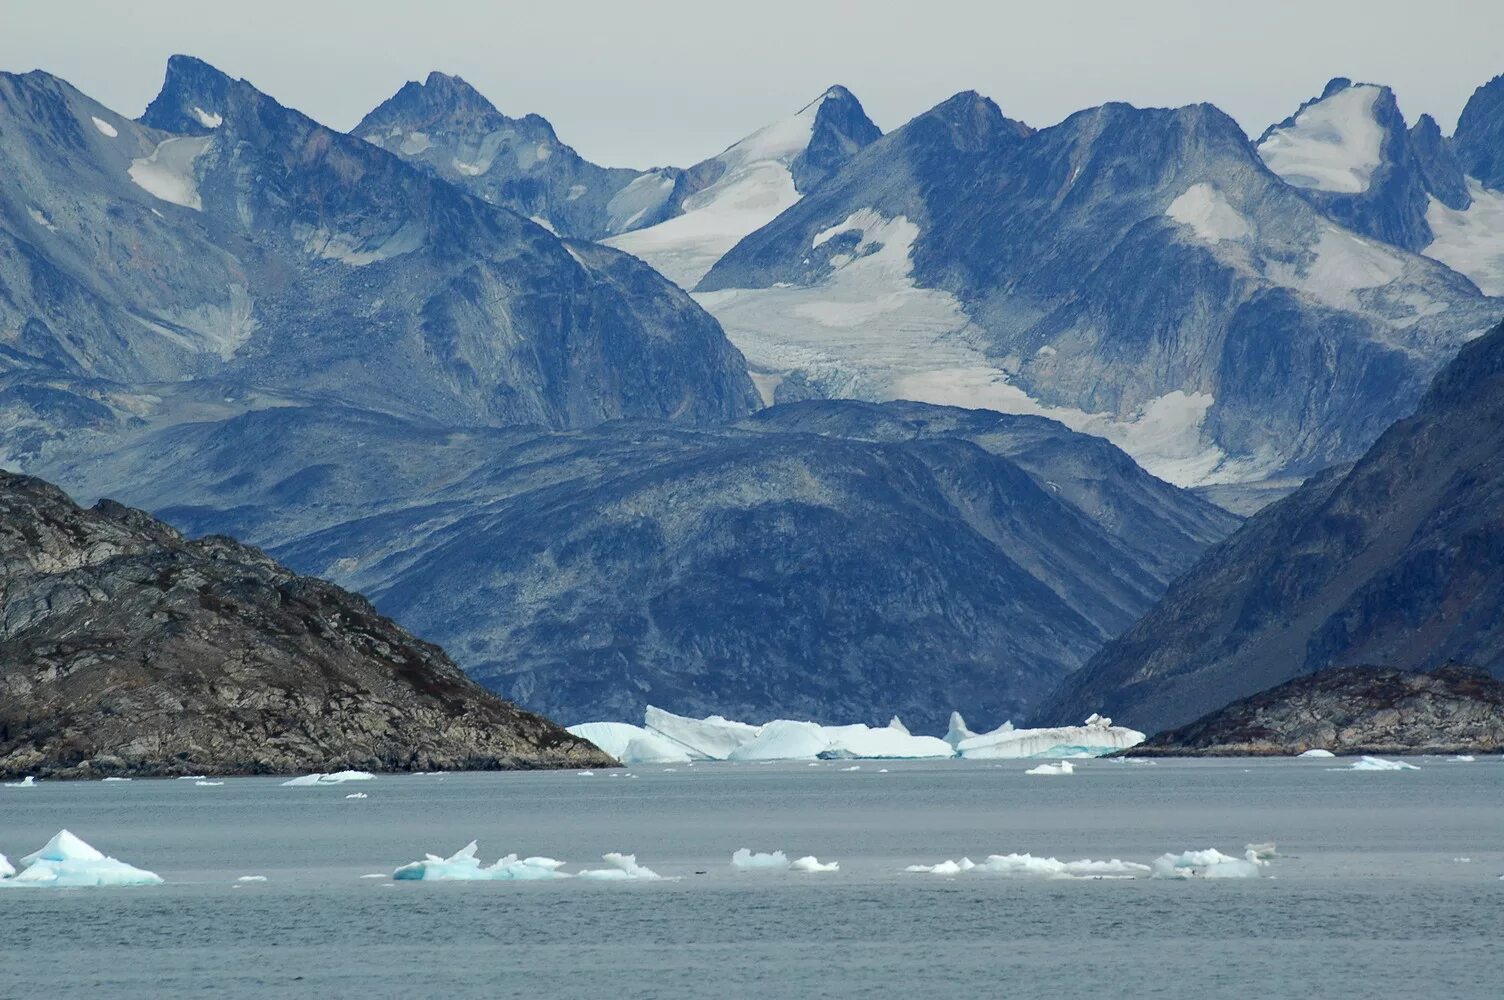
1150;848;1268;879
957;715;1144;759
392;841;570;881
566;722;692;765
2;830;162;887
732;848;791;869
281;770;376;786
576;853;663;881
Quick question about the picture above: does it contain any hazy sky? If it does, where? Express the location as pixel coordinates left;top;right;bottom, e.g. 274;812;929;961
5;0;1504;168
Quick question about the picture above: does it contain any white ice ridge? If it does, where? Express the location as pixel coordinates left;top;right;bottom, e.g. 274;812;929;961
957;714;1145;759
906;854;1150;879
4;775;37;787
1024;761;1075;776
0;830;163;887
1256;84;1385;193
128;136;212;211
1150;848;1269;879
1335;756;1420;771
1296;748;1336;758
391;843;664;882
281;770;376;786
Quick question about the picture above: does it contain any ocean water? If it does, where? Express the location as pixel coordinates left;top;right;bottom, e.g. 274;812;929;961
1;758;1500;999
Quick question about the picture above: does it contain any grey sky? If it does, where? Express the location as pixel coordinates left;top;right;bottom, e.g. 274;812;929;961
4;0;1503;169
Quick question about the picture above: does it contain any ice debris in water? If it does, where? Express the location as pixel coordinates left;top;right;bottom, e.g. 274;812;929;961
1335;756;1420;771
393;841;570;881
195;780;224;786
576;853;663;881
281;770;376;786
4;775;37;787
577;770;595;776
345;792;368;799
1150;848;1268;879
839;765;861;772
732;848;791;869
236;875;267;882
789;856;839;873
1447;755;1475;762
101;777;132;782
907;854;1148;878
1245;842;1277;860
0;830;163;887
1025;761;1075;776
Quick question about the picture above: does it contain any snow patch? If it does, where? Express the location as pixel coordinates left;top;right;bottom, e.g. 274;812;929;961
295;221;425;266
1166;183;1250;242
1257;85;1385;193
90;115;118;138
128;136;212;211
399;132;431;155
1424;180;1504;295
190;107;222;129
27;207;58;232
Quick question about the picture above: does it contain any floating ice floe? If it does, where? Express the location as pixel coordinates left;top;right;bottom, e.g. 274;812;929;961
643;706;762;759
236;875;267;882
195;780;224;787
0;830;163;887
957;714;1145;759
1297;749;1336;758
577;770;595;777
1150;848;1268;879
1024;761;1075;776
345;792;368;799
175;775;207;781
5;775;37;787
907;854;1149;878
576;853;663;881
392;841;570;881
101;777;132;782
281;770;376;786
565;722;692;765
1448;755;1476;763
732;848;791;869
1245;842;1277;860
789;856;839;873
1335;756;1420;772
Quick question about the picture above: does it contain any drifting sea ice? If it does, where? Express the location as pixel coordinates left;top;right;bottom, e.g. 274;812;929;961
4;776;36;787
957;715;1145;759
732;848;791;869
392;842;570;881
195;780;224;786
345;792;368;799
1337;756;1420;771
281;770;376;786
1150;848;1267;879
236;875;268;882
1025;761;1075;776
0;830;163;887
789;856;839;873
906;854;1148;878
1297;749;1336;758
576;853;663;881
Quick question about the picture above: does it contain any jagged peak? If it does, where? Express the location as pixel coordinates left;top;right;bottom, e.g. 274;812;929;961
140;54;241;135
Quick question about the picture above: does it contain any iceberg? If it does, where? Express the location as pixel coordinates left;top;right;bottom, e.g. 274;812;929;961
195;780;224;786
1338;756;1420;771
907;854;1148;878
643;706;762;759
1297;748;1336;758
731;848;790;869
944;711;979;750
0;853;12;878
345;792;368;799
566;722;691;765
1150;848;1267;879
4;775;37;787
281;770;377;786
1245;842;1277;860
789;856;839;873
392;841;570;881
958;714;1144;759
101;777;133;782
576;853;663;881
1;830;162;887
1024;761;1075;776
236;875;268;882
726;719;952;761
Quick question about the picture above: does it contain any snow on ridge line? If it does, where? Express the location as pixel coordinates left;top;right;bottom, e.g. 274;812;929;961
1256;84;1385;194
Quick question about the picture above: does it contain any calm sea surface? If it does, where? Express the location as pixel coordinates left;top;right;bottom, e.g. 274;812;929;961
1;758;1500;999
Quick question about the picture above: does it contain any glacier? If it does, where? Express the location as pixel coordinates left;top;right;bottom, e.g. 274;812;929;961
0;830;163;887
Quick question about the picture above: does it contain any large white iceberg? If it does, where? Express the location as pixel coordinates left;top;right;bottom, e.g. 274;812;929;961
726;719;951;761
281;770;376;786
788;856;839;873
392;841;570;881
576;853;663;881
957;714;1144;759
1150;848;1267;879
907;853;1148;878
731;848;791;869
0;830;163;887
566;722;692;765
0;853;12;878
643;706;762;759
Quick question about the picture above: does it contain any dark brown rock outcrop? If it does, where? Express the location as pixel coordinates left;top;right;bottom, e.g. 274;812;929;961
1124;665;1504;757
0;471;613;778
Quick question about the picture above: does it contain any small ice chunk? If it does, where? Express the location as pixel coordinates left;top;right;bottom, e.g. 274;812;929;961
1338;756;1420;771
176;775;208;780
731;848;789;869
91;115;119;138
2;830;162;887
1024;761;1075;776
789;856;838;873
4;776;36;787
281;770;376;786
1151;848;1267;879
1297;749;1336;758
345;792;368;799
839;765;861;772
1245;842;1277;860
360;873;388;879
1447;755;1475;763
576;853;662;881
236;875;267;882
905;858;977;875
101;777;132;782
392;841;571;881
577;770;595;776
195;780;224;786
